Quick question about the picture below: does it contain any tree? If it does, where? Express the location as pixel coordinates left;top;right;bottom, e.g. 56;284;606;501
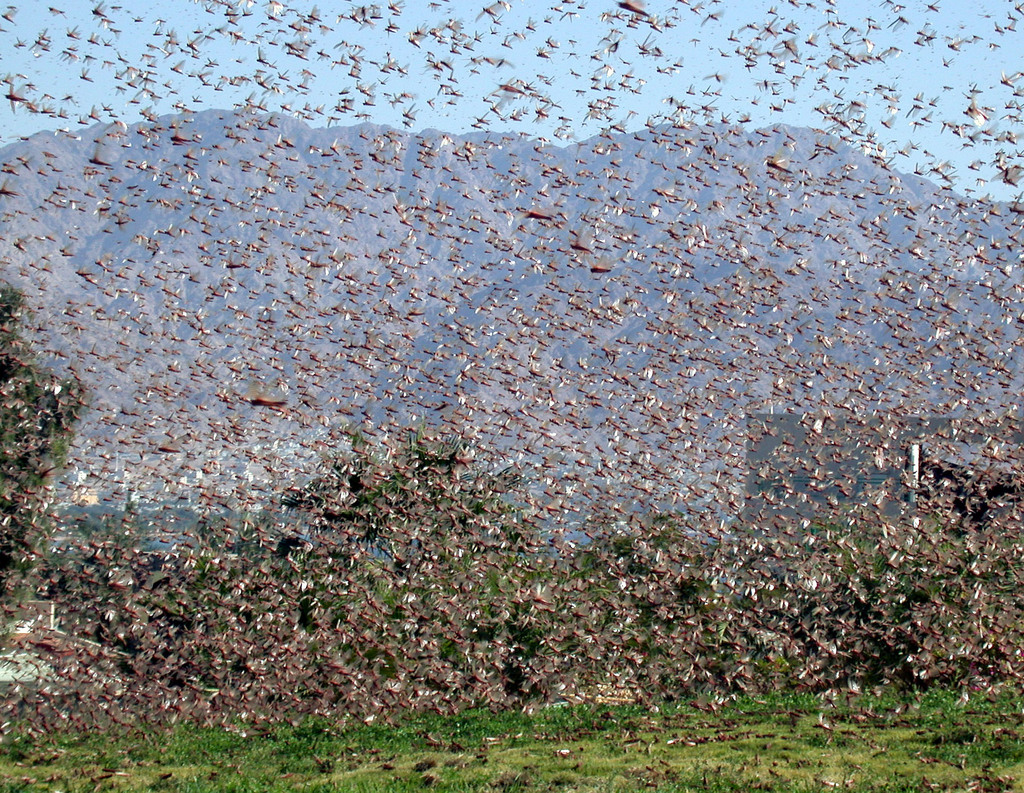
0;284;85;599
281;427;527;566
275;429;578;709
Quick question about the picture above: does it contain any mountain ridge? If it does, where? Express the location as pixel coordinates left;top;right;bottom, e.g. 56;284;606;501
2;108;1021;520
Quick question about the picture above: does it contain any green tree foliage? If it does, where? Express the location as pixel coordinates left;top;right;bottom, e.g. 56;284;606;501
731;511;1024;692
281;428;527;566
0;284;85;598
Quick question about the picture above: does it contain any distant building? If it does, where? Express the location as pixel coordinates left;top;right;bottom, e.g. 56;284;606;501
71;486;99;506
742;413;1024;530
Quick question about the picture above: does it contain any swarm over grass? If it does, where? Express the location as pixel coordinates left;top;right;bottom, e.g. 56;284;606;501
5;690;1024;792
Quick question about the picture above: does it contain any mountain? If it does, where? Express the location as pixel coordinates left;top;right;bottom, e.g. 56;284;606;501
2;108;1022;524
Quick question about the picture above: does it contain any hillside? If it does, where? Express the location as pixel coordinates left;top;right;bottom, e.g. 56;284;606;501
1;109;1022;520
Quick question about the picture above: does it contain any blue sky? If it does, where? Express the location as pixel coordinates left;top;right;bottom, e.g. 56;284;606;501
2;0;1023;199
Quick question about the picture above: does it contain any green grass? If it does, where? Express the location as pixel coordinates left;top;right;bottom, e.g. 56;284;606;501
3;689;1024;791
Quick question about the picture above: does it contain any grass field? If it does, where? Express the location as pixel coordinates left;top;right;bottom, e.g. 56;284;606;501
3;689;1024;791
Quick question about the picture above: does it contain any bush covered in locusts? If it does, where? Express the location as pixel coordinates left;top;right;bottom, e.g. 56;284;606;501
11;417;1024;733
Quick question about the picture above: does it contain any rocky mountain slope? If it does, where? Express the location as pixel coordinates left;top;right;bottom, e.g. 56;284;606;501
2;109;1022;522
